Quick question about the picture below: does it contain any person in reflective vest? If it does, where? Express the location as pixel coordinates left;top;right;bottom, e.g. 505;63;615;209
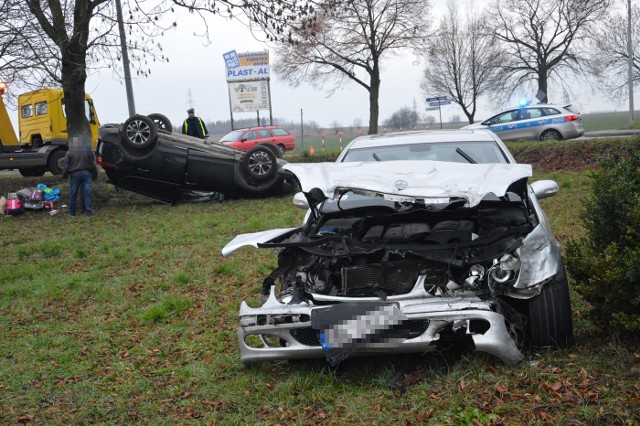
182;108;209;139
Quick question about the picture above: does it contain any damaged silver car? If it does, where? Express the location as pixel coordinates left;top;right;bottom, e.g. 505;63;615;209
223;130;573;365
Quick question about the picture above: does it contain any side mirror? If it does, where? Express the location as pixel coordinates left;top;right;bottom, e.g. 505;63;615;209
531;180;559;200
293;192;309;209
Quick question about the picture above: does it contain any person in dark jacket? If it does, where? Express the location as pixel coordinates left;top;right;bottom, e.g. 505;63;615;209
62;137;98;217
182;108;209;139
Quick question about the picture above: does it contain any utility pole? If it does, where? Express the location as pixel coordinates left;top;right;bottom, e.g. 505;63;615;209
115;0;136;116
628;0;635;124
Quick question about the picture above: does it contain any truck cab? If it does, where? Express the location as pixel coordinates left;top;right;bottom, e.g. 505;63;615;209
17;88;99;149
0;84;100;176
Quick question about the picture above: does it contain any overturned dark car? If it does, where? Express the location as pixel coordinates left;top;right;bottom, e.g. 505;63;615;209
97;114;294;203
222;130;573;365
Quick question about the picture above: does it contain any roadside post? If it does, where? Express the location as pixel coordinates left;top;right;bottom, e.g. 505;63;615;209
426;96;451;129
339;132;342;151
322;132;325;152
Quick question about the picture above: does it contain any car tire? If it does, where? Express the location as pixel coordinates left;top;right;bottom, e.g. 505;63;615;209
122;114;158;150
277;144;286;157
527;265;573;349
260;142;282;159
47;149;67;176
148;113;173;133
540;129;562;141
19;167;46;177
242;145;278;181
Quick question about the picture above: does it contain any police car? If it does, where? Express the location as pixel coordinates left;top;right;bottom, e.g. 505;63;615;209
463;103;584;141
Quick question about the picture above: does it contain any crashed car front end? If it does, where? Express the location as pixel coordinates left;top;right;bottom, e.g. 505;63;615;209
223;161;563;365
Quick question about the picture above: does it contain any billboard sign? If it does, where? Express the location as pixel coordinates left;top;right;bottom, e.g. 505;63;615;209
224;50;270;82
228;81;270;112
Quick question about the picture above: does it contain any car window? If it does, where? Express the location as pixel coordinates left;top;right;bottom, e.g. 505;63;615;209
220;130;244;142
542;108;560;116
258;129;272;138
489;110;519;125
244;130;257;141
342;142;509;164
563;105;579;114
523;108;544;119
271;128;290;136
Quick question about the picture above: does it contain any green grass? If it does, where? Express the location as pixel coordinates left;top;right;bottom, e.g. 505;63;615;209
0;167;639;424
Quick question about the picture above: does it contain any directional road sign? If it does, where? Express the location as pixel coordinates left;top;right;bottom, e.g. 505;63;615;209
426;96;449;102
429;100;452;107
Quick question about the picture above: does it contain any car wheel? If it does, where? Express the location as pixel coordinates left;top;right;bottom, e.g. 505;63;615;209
122;114;158;150
260;142;282;159
278;144;286;157
47;149;67;176
242;145;278;181
148;113;173;133
19;167;46;177
527;265;573;348
540;129;562;141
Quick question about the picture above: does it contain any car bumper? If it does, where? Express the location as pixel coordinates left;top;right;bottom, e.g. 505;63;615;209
238;280;525;365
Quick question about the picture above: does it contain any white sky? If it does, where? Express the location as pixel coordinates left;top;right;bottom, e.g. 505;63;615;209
5;0;634;131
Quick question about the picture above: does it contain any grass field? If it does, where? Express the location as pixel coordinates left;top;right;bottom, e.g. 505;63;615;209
1;168;639;424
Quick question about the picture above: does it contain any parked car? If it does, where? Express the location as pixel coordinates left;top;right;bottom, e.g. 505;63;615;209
97;114;295;203
223;129;572;365
219;126;295;157
462;104;584;141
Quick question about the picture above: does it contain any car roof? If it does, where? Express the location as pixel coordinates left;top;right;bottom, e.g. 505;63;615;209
345;129;499;150
512;104;572;110
232;125;287;132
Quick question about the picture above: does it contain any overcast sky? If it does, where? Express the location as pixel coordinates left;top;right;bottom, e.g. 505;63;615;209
5;0;633;132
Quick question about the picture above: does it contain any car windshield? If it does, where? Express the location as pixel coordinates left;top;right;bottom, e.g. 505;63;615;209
342;141;509;164
220;130;244;142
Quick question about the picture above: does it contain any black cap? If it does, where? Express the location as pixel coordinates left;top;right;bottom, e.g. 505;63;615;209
187;108;194;113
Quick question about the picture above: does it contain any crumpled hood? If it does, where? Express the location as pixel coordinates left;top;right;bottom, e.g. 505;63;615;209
283;161;532;207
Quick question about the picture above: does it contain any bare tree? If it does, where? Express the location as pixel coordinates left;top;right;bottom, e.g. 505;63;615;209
0;0;316;141
274;0;431;134
421;1;500;124
384;106;418;130
588;6;640;100
491;0;610;103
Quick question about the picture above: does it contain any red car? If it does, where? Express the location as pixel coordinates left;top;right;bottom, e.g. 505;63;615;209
219;126;295;157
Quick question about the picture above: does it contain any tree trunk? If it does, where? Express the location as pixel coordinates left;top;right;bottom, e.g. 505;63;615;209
368;71;381;134
537;69;549;103
61;47;91;142
461;106;475;124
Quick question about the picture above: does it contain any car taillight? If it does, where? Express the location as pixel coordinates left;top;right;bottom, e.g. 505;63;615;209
564;115;580;122
97;156;114;169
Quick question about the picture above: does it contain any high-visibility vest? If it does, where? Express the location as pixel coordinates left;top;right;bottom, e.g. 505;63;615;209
183;117;206;136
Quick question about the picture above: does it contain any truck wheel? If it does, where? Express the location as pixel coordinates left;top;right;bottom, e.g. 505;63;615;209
242;145;278;182
19;167;46;177
527;265;573;349
47;150;67;176
148;113;173;133
122;114;158;150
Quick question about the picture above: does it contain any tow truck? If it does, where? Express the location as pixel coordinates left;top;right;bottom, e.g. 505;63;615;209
0;82;100;176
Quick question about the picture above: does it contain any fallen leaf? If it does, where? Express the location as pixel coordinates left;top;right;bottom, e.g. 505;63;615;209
495;383;509;395
459;379;466;391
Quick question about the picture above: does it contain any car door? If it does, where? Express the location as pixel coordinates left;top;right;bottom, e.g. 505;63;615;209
517;108;547;140
485;110;522;141
242;130;258;149
257;129;274;146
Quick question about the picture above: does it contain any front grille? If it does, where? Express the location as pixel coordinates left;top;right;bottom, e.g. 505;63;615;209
291;328;321;346
341;260;446;296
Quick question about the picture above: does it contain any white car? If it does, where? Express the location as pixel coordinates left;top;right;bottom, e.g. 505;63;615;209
223;130;572;365
463;104;584;141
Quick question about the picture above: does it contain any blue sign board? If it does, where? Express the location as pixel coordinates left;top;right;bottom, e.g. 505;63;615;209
426;96;449;102
429;100;451;106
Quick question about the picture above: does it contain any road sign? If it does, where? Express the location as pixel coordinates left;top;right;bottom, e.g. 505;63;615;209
429;100;451;106
426;96;449;102
425;107;439;111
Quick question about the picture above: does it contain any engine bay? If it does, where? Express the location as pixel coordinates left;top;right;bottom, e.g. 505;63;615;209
260;195;536;300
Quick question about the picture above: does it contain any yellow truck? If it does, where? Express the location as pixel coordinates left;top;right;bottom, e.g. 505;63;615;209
0;83;100;176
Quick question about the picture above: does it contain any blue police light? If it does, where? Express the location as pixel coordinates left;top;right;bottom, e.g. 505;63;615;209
518;98;530;107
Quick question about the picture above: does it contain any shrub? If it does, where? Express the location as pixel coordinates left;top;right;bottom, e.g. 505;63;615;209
565;151;640;334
